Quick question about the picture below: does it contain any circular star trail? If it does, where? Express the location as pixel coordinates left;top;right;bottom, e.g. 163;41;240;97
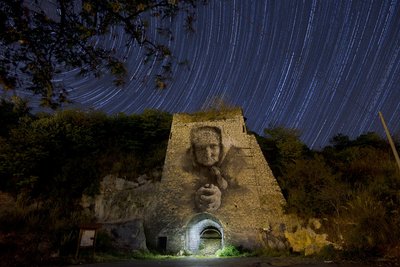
60;0;400;148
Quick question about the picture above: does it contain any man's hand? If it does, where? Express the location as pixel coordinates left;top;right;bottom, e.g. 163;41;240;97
195;184;222;211
211;166;228;190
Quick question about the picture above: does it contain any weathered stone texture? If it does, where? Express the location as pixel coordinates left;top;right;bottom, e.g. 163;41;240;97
284;218;336;256
144;109;293;253
101;219;148;251
83;174;155;251
86;109;300;253
94;174;155;223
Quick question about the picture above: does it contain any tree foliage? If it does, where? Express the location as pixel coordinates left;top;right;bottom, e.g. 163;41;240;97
0;0;202;107
259;126;309;179
257;128;400;257
1;105;400;261
0;101;172;264
0;106;172;198
282;155;345;218
0;97;31;136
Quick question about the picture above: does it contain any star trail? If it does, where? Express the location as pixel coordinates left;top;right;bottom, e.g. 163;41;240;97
41;1;400;148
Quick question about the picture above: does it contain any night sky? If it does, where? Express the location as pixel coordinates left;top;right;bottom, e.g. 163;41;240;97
34;0;400;148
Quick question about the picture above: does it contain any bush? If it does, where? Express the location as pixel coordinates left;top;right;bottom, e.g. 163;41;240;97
316;244;341;261
215;245;241;257
337;192;391;256
95;231;115;253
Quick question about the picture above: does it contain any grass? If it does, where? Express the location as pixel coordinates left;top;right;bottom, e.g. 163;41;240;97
75;245;312;264
88;245;253;263
89;250;186;263
215;245;242;257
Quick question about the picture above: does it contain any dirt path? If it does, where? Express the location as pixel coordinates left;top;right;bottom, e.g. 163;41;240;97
68;257;389;267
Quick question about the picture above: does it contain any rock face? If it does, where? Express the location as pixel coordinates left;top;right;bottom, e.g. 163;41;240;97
284;219;336;256
88;109;302;254
144;109;294;253
102;220;148;251
94;174;153;222
87;175;155;251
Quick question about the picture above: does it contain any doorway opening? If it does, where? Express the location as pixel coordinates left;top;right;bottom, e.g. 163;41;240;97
157;236;167;253
199;226;222;254
186;213;223;254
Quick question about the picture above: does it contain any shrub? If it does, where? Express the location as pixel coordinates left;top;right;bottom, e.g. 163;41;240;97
95;231;115;253
215;245;241;257
316;244;341;261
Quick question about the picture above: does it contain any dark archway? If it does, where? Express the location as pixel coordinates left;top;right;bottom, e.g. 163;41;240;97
199;226;222;254
185;213;224;253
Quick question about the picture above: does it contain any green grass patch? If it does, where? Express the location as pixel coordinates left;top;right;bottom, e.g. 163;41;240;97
215;245;248;257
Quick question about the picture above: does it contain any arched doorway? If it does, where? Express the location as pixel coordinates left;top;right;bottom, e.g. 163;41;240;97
186;213;223;254
199;226;222;254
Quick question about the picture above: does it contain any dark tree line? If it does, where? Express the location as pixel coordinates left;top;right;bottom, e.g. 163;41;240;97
0;101;172;195
0;99;172;266
255;127;400;258
0;99;399;265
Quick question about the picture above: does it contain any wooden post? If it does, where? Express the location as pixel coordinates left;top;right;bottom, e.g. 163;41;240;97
378;111;400;173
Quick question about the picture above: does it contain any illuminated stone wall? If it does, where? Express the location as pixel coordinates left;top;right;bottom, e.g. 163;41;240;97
144;109;293;253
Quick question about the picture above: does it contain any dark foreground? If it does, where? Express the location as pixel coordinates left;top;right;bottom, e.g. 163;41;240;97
67;257;395;267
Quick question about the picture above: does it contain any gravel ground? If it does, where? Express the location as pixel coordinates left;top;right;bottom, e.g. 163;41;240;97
67;257;397;267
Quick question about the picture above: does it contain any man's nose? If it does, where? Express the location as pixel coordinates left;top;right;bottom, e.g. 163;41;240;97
205;146;213;156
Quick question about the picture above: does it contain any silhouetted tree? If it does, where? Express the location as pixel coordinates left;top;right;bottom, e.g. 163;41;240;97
0;0;203;107
261;126;309;178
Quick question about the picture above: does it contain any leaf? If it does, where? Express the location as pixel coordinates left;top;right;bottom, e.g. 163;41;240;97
83;2;92;12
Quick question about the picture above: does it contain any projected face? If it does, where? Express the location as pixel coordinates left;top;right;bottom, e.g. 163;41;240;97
191;127;221;167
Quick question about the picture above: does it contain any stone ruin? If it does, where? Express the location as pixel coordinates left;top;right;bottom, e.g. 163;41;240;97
144;109;296;254
86;109;304;254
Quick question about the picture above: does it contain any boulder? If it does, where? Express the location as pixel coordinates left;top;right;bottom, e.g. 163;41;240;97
102;219;148;251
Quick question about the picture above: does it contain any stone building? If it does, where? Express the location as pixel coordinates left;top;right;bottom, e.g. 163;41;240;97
144;109;292;254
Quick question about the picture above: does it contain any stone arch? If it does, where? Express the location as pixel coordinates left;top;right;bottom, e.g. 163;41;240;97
199;226;222;254
185;213;224;253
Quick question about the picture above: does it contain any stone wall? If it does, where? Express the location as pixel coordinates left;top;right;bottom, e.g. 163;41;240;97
84;109;335;254
144;109;295;253
81;174;155;251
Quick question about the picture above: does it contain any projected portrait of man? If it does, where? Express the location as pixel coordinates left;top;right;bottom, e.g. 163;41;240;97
186;126;245;212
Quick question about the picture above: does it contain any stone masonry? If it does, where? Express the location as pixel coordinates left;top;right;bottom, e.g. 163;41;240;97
144;109;293;253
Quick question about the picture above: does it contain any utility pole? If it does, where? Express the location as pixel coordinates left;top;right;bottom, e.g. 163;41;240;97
378;111;400;173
